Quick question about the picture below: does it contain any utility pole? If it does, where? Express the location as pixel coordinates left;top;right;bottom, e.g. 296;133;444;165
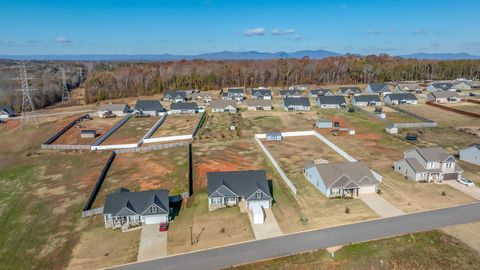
17;63;39;129
60;67;70;103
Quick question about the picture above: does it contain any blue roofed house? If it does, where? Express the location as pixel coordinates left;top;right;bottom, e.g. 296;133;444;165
426;82;454;92
163;91;187;103
0;105;15;119
279;90;303;98
281;97;311;111
251;89;272;100
223;88;245;102
351;95;382;107
384;93;418;105
316;96;347;109
169;102;198;114
365;83;391;96
133;100;165;116
337;87;362;96
309;88;332;97
103;188;169;230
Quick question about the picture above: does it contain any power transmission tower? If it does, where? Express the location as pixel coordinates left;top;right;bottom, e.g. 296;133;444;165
78;67;84;85
17;63;39;129
60;67;70;103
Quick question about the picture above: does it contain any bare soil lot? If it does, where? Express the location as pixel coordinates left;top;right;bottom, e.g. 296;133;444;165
53;117;118;145
152;114;201;137
199;112;240;140
241;110;319;137
443;102;480;114
102;116;159;145
400;103;480;127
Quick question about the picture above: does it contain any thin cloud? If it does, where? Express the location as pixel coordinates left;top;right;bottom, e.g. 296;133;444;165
288;35;301;41
412;29;429;35
271;29;296;35
365;30;383;34
365;29;396;34
55;36;71;44
243;27;265;36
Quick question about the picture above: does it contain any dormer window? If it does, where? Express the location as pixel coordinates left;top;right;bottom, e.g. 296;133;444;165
256;191;262;199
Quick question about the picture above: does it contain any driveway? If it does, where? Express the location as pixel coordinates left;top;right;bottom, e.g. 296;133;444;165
247;208;282;240
137;224;167;262
445;180;480;200
359;194;405;218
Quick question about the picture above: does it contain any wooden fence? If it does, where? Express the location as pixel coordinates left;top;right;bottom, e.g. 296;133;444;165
82;207;104;218
426;101;480;118
113;141;189;154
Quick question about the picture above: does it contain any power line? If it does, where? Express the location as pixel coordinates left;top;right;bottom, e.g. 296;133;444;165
59;67;70;103
15;63;39;129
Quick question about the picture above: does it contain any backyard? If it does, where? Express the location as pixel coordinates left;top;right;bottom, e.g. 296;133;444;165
52;116;119;145
101;116;160;145
151;114;201;137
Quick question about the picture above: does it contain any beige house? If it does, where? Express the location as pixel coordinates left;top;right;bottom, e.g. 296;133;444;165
427;91;461;103
246;99;273;111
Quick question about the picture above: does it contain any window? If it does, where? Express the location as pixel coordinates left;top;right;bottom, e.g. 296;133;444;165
151;206;158;213
211;197;222;204
256;192;262;199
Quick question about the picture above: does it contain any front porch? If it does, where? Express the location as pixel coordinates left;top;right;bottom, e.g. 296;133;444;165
208;196;241;211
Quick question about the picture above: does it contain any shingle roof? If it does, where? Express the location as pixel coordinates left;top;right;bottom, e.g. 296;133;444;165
99;103;130;112
211;99;237;109
305;161;379;189
317;95;347;105
103;189;169;216
310;88;332;96
367;83;390;93
246;99;272;107
164;91;187;99
170;102;198;110
228;88;244;94
429;91;460;99
134;100;164;111
280;90;302;97
282;97;310;107
192;92;214;99
413;147;453;163
352;95;381;103
251;89;272;97
0;105;15;116
430;83;453;90
395;83;421;90
207;170;271;199
337;87;361;94
385;93;417;101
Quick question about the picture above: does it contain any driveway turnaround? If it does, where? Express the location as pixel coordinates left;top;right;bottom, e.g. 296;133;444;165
111;202;480;270
359;194;405;218
247;208;283;239
137;225;167;262
446;181;480;200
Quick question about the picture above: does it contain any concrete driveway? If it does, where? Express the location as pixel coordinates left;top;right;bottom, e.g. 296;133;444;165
359;194;404;218
247;208;282;240
445;180;480;200
137;224;167;262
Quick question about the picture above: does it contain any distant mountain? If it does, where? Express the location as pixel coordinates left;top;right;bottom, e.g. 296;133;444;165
0;50;341;61
398;52;480;60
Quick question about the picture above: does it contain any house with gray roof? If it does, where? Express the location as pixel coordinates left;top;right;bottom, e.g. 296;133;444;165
384;93;417;105
163;91;187;103
211;100;237;113
251;89;272;100
169;102;198;114
222;88;245;102
103;188;169;229
426;82;454;92
134;100;165;116
427;91;461;103
351;95;382;107
460;144;480;166
453;80;480;91
365;83;391;96
394;147;463;182
246;99;272;111
207;170;272;211
289;84;309;91
98;103;131;118
191;92;214;104
304;161;380;197
337;87;362;96
393;83;422;93
0;105;15;119
316;95;347;109
279;90;303;98
309;88;332;97
281;97;311;111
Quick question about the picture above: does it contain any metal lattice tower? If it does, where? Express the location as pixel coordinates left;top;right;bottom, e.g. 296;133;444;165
60;67;70;103
78;67;84;85
18;63;39;129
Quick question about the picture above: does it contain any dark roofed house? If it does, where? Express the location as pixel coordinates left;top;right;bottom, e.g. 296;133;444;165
337;87;362;96
384;93;417;105
251;89;272;100
427;82;454;92
279;90;303;98
163;91;187;103
170;102;198;114
207;170;272;211
103;188;169;229
0;105;15;119
223;88;245;102
281;97;311;111
134;100;165;116
351;95;382;107
316;95;347;109
309;88;332;97
191;92;214;104
365;83;391;96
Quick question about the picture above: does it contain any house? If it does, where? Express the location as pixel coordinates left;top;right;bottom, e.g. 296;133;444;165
427;91;461;103
316;96;347;109
103;188;169;229
163;91;187;103
316;119;333;128
0;105;15;119
336;87;362;96
251;89;272;100
211;100;237;113
453;81;480;91
266;132;282;141
170;102;198;114
394;147;463;182
351;95;382;107
98;104;131;118
365;83;391;96
222;88;244;102
384;93;418;105
386;124;398;134
304;161;380;198
459;144;480;166
393;83;422;93
426;83;454;92
207;170;272;211
309;88;332;97
80;129;96;138
134;100;165;116
246;99;272;111
288;84;309;91
281;97;311;111
191;92;214;104
279;90;303;98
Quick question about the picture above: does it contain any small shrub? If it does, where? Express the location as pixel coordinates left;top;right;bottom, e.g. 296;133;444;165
442;191;447;196
345;207;350;214
220;227;225;233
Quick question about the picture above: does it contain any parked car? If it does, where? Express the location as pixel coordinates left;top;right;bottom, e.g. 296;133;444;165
159;222;169;232
458;178;475;187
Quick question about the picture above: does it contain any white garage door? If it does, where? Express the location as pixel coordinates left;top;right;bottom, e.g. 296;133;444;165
359;185;377;194
247;200;270;210
143;214;167;225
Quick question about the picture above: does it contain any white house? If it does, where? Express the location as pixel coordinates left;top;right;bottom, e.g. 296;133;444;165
0;105;15;119
459;144;480;166
351;95;382;107
365;83;391;96
98;104;131;118
211;100;237;113
427;91;461;103
384;93;418;105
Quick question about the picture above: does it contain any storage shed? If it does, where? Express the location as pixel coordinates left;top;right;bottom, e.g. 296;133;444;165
385;125;398;134
81;129;97;138
316;119;333;128
266;132;283;141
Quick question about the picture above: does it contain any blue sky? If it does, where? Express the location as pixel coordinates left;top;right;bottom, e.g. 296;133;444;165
1;0;479;55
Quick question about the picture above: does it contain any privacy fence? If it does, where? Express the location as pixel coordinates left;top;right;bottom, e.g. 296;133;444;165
41;114;91;149
356;105;437;129
427;100;480;118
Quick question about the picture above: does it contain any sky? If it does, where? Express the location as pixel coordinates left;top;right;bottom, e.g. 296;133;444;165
1;0;479;55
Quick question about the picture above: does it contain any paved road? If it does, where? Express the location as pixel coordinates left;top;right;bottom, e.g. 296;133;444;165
111;203;480;270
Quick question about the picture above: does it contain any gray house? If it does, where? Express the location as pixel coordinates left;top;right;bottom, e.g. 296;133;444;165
163;91;187;103
279;90;303;98
251;89;272;100
211;100;237;113
207;170;272;211
281;97;311;111
134;100;165;116
170;102;198;114
304;161;380;197
103;188;169;229
0;105;15;119
351;95;382;107
427;91;461;103
309;88;332;97
246;99;272;111
394;147;463;182
459;144;480;166
191;92;214;104
98;104;131;118
223;88;244;102
453;81;480;91
337;87;362;96
393;83;422;93
365;83;391;96
384;93;417;105
316;95;347;109
426;83;454;92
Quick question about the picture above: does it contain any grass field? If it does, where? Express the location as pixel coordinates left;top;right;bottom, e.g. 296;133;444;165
152;114;201;137
226;230;480;270
102;116;159;144
199;112;240;139
53;116;118;145
400;103;480;127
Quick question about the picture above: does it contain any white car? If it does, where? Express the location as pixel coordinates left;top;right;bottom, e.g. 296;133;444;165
458;178;475;187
